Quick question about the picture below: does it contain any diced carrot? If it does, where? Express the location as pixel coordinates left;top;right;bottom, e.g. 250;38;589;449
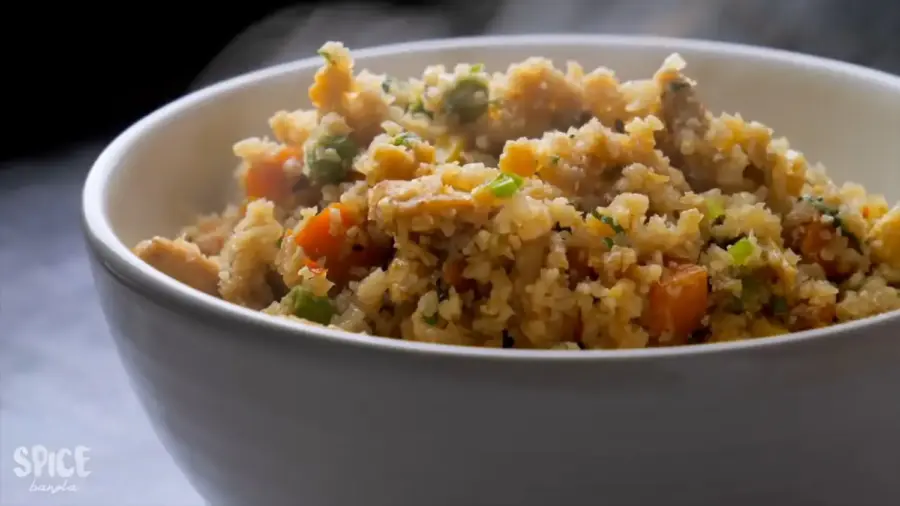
795;220;845;278
643;264;709;344
244;146;301;204
295;203;359;260
295;204;391;285
304;258;326;276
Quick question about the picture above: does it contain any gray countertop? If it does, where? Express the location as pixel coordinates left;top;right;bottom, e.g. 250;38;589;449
0;146;202;505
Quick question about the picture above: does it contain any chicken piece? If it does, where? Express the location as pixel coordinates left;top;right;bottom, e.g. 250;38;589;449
134;237;220;296
367;176;480;234
217;199;284;309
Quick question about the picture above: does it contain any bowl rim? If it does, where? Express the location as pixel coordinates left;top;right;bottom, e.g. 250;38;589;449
82;33;900;362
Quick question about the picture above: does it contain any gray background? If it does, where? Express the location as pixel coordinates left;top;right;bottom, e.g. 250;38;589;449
3;1;899;504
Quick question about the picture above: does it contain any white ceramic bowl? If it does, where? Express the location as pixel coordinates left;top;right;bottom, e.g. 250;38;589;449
83;35;900;506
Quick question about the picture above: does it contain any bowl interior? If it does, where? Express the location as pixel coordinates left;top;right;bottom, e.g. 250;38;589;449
94;35;900;257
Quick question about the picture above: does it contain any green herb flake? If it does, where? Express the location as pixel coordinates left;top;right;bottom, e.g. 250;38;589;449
591;211;625;234
549;155;560;166
391;132;419;147
408;99;434;119
728;237;755;266
489;172;525;198
381;77;393;93
602;237;615;249
423;314;438;326
471;63;485;73
317;49;334;65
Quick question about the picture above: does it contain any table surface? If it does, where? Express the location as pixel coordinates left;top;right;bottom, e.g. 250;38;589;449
0;146;203;506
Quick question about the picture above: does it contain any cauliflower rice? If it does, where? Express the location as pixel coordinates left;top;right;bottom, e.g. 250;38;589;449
134;41;900;350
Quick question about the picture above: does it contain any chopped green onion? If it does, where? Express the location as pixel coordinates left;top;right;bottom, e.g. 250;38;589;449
602;237;615;249
728;237;755;266
317;49;334;65
591;211;625;234
706;199;726;224
471;63;485;73
489;172;524;198
423;314;438;325
770;296;789;315
290;286;335;325
391;132;418;147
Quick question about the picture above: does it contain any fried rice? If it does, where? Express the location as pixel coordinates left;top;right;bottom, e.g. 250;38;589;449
134;41;900;350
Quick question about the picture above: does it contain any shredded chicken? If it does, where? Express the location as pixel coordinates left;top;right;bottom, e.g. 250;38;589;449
133;237;220;296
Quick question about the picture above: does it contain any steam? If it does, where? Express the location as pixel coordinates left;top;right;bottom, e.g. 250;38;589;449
192;0;899;90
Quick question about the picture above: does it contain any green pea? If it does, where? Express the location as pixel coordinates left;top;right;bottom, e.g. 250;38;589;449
306;135;357;185
444;76;490;124
290;286;335;325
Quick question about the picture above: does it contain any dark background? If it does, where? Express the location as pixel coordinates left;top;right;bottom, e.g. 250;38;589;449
2;0;486;163
4;0;899;164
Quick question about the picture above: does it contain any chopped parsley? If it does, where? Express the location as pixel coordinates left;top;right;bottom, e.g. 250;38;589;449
591;211;626;234
423;314;438;326
602;237;615;249
549;155;560;166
